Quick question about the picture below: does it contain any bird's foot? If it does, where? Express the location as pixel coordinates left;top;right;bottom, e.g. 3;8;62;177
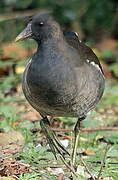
40;116;88;179
40;116;70;160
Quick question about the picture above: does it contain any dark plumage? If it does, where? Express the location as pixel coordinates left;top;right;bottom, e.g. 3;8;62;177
15;13;105;173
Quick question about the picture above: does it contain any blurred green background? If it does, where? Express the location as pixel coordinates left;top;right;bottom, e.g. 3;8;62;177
0;0;118;42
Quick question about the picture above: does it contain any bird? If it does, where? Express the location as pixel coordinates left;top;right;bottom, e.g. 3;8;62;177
15;13;105;172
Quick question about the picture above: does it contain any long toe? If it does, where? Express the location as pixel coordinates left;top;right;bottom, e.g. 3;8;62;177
40;117;70;159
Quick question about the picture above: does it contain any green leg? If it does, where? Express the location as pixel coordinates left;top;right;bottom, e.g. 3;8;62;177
40;116;70;159
72;120;80;168
40;115;85;178
72;117;86;168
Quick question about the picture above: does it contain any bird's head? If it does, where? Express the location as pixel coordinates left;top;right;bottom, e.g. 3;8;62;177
15;13;61;42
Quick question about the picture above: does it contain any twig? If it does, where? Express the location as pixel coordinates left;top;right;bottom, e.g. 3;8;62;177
88;161;118;165
34;164;65;168
51;127;118;133
97;145;110;180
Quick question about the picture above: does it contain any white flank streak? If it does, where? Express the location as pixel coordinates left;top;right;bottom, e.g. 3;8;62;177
75;32;79;37
87;59;103;74
75;32;82;42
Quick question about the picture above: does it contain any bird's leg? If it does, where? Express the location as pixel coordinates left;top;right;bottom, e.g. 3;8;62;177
40;115;85;178
72;117;86;168
71;119;81;168
40;116;70;160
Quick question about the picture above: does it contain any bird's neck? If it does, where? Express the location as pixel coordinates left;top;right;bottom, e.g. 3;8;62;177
37;34;66;54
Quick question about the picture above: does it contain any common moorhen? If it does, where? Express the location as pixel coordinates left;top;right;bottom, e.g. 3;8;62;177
15;13;105;171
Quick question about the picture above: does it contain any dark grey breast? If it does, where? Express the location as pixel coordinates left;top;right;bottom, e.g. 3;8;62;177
22;14;105;118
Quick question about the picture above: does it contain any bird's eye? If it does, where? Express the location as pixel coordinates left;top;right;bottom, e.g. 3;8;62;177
39;22;44;26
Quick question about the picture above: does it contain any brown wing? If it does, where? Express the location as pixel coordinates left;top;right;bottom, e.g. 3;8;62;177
64;32;104;74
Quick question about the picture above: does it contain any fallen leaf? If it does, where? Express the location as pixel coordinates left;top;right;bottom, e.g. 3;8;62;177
50;168;64;176
60;139;69;148
56;173;64;180
77;165;91;179
84;149;95;155
0;130;24;146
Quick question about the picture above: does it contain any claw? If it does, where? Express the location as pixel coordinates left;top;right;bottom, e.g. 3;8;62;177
40;117;70;159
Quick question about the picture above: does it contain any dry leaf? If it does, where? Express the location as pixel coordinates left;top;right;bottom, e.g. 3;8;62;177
0;130;24;146
84;149;95;155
